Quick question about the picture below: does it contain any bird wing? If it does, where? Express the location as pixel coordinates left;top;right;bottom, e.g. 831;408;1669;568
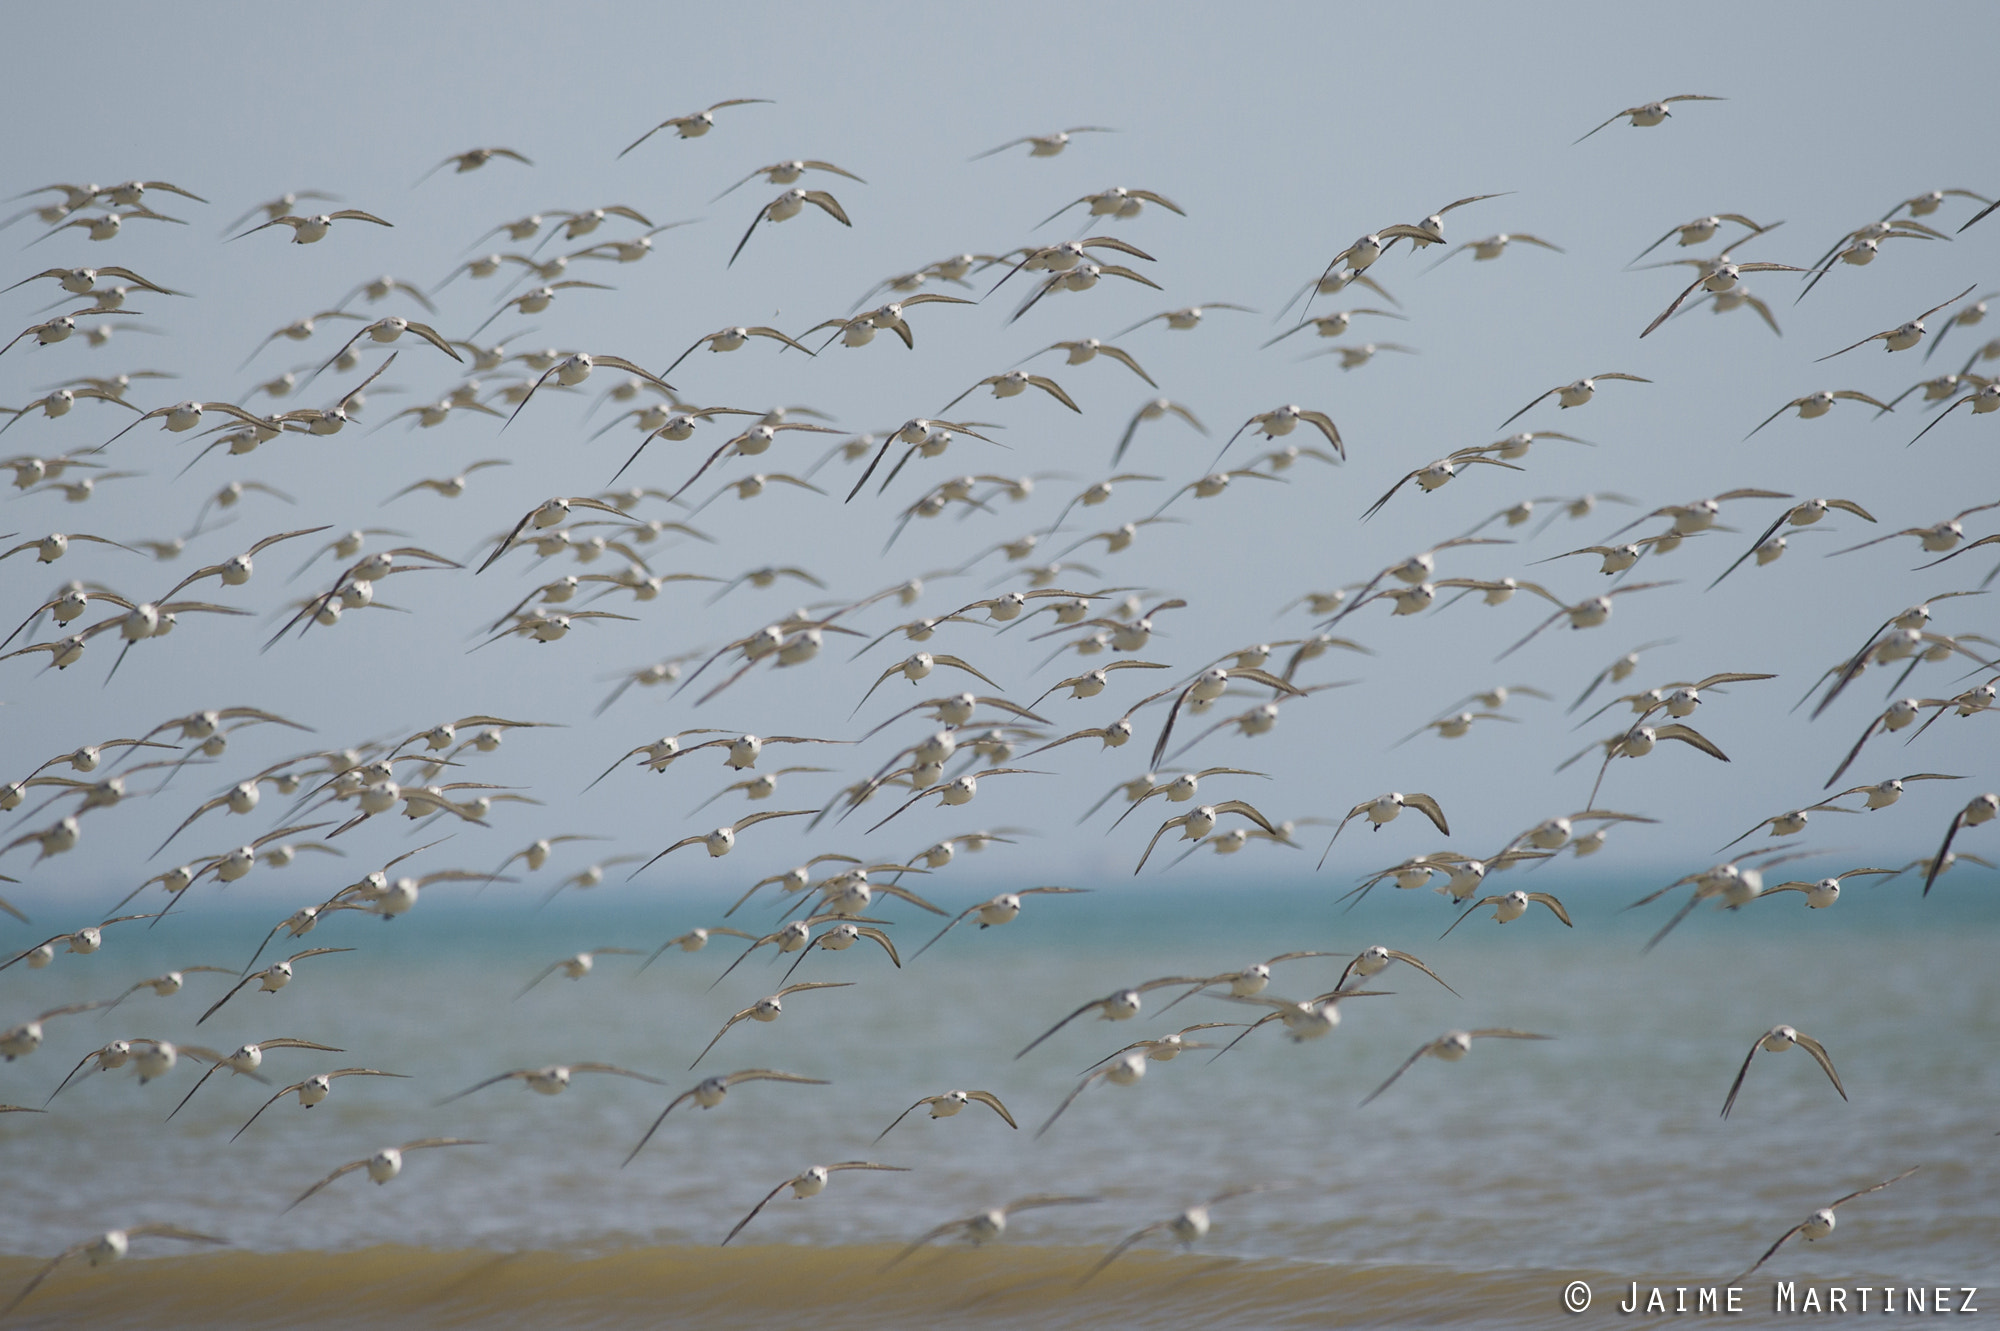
1716;815;1780;853
1007;271;1067;325
1146;682;1199;769
1907;283;1980;327
280;1151;358;1215
124;1223;225;1245
1361;1044;1433;1105
747;327;816;354
195;973;258;1025
1027;376;1081;412
1131;818;1185;875
622;1089;700;1166
1316;807;1369;867
725;1069;829;1092
803;191;851;226
435;1070;527;1105
1499;387;1557;429
1439;897;1499;940
630;835;706;878
233;1083;304;1139
1361;470;1419;522
474;505;549;574
1035;1068;1109;1137
886;1217;974;1268
1098;264;1164;292
1331;954;1370;994
774;981;853;1000
1828;1166;1921;1211
1526;893;1573;926
1734;292;1781;335
1290;410;1343;458
1469;1029;1554;1041
1815;329;1888;362
722;1178;793;1245
1706;509;1797;589
689;1012;749;1069
729;809;817;837
1017;996;1110;1059
0;1246;94;1320
1727;1220;1807;1286
1641;273;1710;338
727;205;770;267
1629;225;1687;265
1094;344;1158;386
912;903;980;959
1793;1033;1846;1100
1134;974;1210;996
1689;671;1778;690
930;654;1000;688
1404;793;1451;835
1652;723;1730;761
850;926;903;967
396;320;461;363
1744;398;1803;439
45;1048;113;1104
1208;800;1277;834
1922;808;1972;897
1384;950;1460;996
963;1089;1018;1127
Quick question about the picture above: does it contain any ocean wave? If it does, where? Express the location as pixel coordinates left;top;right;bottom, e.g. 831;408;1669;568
0;1244;1576;1330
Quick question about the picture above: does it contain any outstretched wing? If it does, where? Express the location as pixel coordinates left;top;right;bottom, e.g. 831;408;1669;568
1361;1043;1432;1106
435;1070;526;1105
1792;1033;1846;1101
722;1177;793;1245
1017;996;1108;1060
964;1089;1017;1128
282;1156;369;1212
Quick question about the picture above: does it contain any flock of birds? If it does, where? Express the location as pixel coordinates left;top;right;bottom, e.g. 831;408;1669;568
0;89;1996;1319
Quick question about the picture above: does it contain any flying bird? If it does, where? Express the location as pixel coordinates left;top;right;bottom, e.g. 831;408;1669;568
1362;1029;1553;1104
619;99;772;156
1725;1168;1919;1286
875;1089;1018;1141
1720;1025;1846;1118
884;1195;1100;1270
624;1069;829;1166
729;189;852;267
1;1226;226;1321
284;1139;483;1213
722;1162;908;1245
1574;94;1725;144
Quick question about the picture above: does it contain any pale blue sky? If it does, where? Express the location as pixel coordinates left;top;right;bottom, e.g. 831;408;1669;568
3;1;1996;906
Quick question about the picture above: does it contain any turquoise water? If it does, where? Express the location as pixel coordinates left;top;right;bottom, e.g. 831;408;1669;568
4;870;1993;1329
